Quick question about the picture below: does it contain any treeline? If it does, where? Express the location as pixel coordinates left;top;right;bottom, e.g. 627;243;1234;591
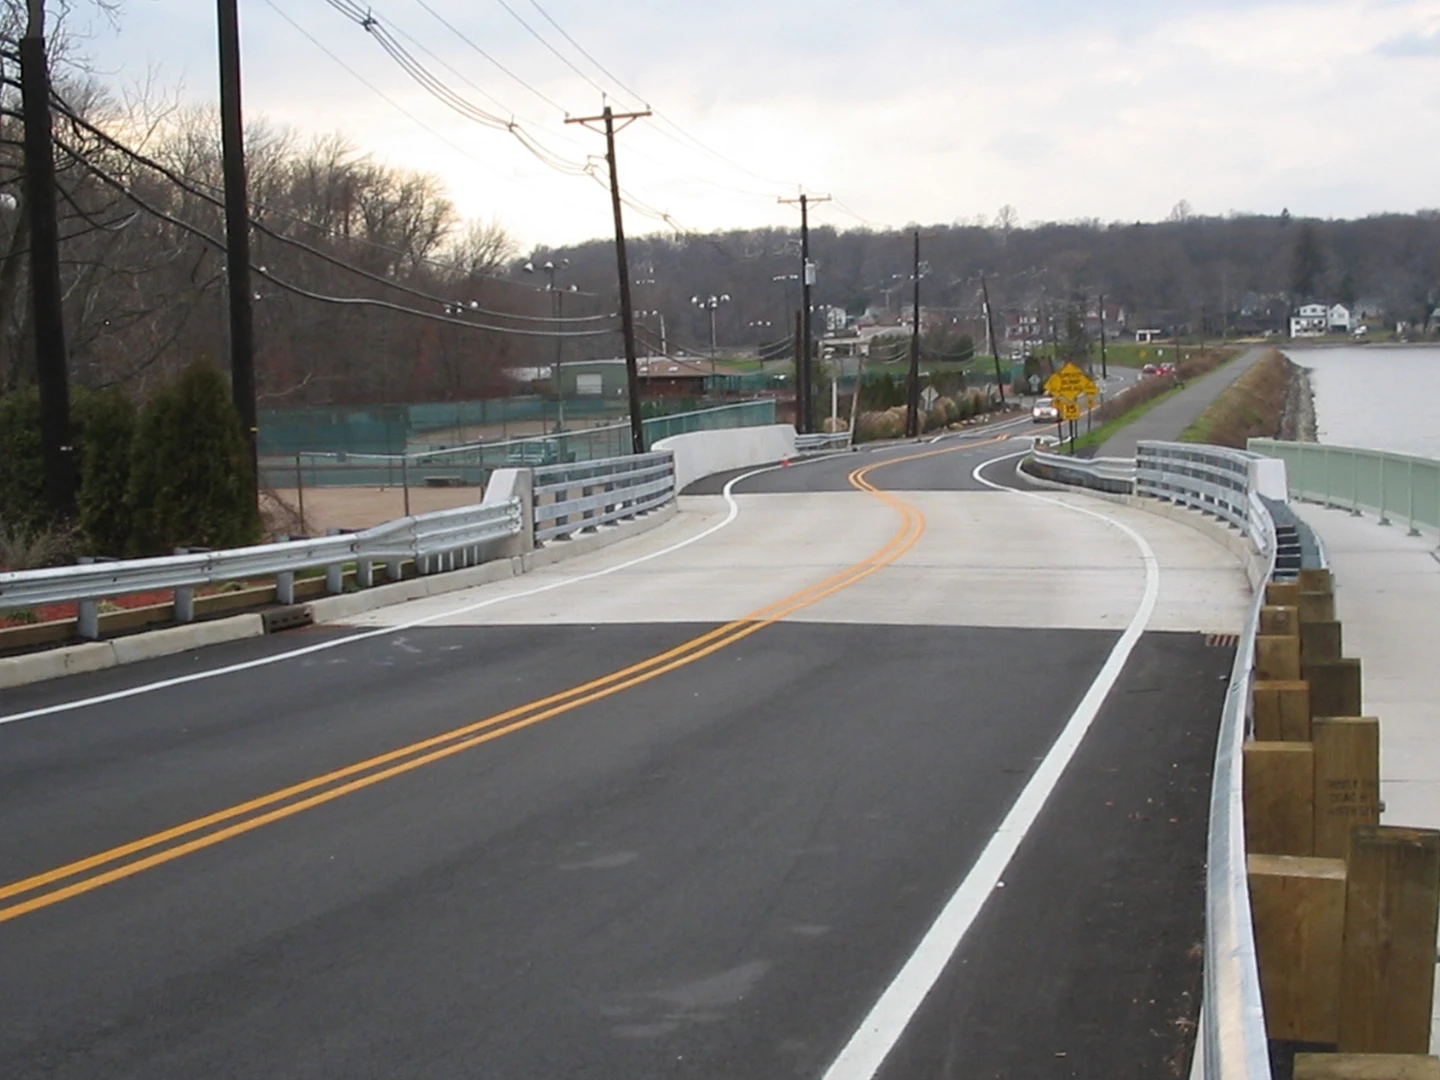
0;65;597;408
532;210;1440;353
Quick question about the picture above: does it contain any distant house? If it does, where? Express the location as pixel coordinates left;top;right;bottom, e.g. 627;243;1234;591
1135;328;1164;344
1289;303;1328;338
1327;304;1352;334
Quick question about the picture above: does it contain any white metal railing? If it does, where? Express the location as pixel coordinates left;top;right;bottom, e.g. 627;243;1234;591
532;452;675;543
1201;494;1277;1080
1026;445;1136;492
0;499;523;640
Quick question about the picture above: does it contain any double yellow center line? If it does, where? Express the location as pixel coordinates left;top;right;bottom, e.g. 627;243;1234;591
0;437;999;925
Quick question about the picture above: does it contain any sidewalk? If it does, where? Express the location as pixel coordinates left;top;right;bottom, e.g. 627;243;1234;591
1289;500;1440;1048
1095;346;1266;457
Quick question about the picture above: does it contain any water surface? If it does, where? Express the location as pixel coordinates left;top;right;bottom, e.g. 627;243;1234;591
1283;345;1440;459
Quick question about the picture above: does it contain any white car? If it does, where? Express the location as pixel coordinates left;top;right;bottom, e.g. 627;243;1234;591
1031;397;1059;423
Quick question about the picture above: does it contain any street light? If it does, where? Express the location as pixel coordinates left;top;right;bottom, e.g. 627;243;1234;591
523;257;572;431
636;309;667;356
691;293;730;370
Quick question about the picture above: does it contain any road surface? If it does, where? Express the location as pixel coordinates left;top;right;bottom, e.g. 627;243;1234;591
0;429;1250;1079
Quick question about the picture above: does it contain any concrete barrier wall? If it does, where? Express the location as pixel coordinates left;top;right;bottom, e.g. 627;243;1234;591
653;424;798;493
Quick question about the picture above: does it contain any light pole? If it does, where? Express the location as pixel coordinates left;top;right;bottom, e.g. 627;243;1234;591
524;257;572;431
691;293;730;371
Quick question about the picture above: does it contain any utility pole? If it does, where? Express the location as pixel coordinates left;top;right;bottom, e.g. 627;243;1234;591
218;0;258;492
980;275;1006;405
780;192;829;434
906;229;922;439
22;0;74;516
568;106;650;454
1098;292;1108;381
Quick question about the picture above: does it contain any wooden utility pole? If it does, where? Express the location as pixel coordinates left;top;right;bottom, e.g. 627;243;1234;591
568;106;651;454
981;275;1005;405
21;0;74;516
217;0;258;490
906;229;921;438
780;193;829;434
1098;292;1109;380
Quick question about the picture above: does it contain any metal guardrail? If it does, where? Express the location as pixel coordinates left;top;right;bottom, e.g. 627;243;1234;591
532;452;675;543
1025;446;1136;494
1136;441;1258;537
0;499;523;640
794;431;853;454
1248;438;1440;539
1200;488;1276;1080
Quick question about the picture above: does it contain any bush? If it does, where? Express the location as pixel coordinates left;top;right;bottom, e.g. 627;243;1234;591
74;387;137;556
0;520;73;570
126;360;261;555
0;389;46;534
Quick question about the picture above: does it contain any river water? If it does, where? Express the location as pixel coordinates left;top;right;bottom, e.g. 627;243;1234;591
1282;345;1440;459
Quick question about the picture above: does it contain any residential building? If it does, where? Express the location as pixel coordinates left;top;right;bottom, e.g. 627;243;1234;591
1289;303;1329;338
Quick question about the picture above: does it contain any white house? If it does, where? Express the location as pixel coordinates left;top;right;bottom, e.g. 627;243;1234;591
1290;303;1328;338
1327;304;1352;334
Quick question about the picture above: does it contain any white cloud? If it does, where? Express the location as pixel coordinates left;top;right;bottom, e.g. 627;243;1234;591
69;0;1440;246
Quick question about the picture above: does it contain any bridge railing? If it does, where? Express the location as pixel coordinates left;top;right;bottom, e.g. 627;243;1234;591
531;452;675;543
795;431;853;454
1248;438;1440;539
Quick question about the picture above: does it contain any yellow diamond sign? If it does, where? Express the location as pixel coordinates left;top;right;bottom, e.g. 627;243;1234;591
1045;363;1099;402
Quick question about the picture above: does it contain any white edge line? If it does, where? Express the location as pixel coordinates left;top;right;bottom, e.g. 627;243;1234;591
821;447;1161;1080
0;459;815;727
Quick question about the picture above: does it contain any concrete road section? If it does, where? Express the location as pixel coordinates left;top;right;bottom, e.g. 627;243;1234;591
0;438;1252;1079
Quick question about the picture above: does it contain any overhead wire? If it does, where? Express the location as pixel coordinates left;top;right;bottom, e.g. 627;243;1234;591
33;97;620;337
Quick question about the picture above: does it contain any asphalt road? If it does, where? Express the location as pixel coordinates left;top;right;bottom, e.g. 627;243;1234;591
0;433;1248;1079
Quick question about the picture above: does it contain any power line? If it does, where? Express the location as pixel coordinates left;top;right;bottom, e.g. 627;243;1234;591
490;0;620;107
40;117;619;339
260;0;509;182
40;93;617;326
407;0;570;115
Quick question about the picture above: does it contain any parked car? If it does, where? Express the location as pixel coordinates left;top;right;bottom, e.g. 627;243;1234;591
1031;396;1059;423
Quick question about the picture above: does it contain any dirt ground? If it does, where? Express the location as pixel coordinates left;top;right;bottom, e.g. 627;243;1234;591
267;486;483;535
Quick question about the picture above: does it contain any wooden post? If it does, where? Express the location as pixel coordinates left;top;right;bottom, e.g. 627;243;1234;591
1249;853;1347;1044
1262;604;1302;637
1267;581;1302;607
1257;634;1303;681
1300;590;1338;624
1295;1054;1440;1079
1307;658;1363;720
1302;621;1345;664
1313;717;1380;859
1298;567;1334;594
1338;827;1440;1054
1254;680;1313;742
1246;742;1316;855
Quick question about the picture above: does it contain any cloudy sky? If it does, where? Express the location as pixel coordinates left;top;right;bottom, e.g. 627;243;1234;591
71;0;1440;249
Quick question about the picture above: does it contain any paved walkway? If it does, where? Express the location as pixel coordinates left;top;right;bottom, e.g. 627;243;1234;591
1095;346;1267;457
1289;500;1440;1049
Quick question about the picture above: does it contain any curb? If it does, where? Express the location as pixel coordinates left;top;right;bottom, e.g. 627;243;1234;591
0;501;683;693
0;615;266;691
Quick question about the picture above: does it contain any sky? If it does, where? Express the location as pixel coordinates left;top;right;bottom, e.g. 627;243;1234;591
66;0;1440;250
